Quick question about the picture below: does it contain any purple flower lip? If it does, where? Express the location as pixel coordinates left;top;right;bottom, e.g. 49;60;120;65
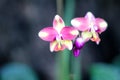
73;48;80;57
73;37;85;57
74;37;84;49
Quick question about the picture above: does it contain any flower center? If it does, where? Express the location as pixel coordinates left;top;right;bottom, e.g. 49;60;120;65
56;34;62;41
55;34;63;49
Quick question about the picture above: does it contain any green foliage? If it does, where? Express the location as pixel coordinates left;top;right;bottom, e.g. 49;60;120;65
90;63;120;80
1;63;39;80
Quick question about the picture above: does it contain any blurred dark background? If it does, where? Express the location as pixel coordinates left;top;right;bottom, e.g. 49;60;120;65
0;0;120;80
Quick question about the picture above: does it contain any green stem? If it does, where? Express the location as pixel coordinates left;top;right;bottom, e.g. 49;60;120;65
71;56;81;80
56;0;79;80
56;50;70;80
64;0;76;25
56;0;70;80
64;0;82;80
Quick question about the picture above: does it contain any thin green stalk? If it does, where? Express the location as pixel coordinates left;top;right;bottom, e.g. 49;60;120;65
56;0;70;80
64;0;81;80
58;0;76;80
56;0;81;80
71;56;81;80
64;0;75;25
56;50;70;80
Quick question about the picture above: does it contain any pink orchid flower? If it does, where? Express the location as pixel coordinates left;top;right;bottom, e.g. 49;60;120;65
38;15;79;52
71;12;108;44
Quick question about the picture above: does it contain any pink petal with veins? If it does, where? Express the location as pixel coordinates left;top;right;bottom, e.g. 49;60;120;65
53;15;65;33
85;12;95;22
61;27;79;40
95;18;108;33
71;18;90;31
38;27;58;41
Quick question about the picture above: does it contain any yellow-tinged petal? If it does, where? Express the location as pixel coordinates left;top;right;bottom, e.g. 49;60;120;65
53;15;65;33
91;32;101;44
50;41;58;52
50;40;73;52
61;40;73;50
81;31;92;42
50;40;66;52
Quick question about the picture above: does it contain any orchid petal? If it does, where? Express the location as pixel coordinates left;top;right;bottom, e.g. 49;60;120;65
71;18;90;31
61;40;73;50
50;41;65;52
85;12;95;22
50;41;57;52
50;40;72;52
81;31;92;42
53;15;65;33
38;27;57;41
91;32;101;44
61;27;79;40
73;48;80;57
95;18;108;33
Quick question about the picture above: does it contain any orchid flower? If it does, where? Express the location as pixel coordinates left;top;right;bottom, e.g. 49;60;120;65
71;12;108;44
38;15;79;52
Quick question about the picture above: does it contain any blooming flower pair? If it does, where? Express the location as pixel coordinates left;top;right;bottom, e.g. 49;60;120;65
38;12;108;57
